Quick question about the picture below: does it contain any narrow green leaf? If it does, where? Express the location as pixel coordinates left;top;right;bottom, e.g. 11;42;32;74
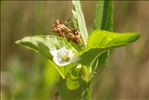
93;0;112;31
72;0;88;45
101;0;113;31
93;0;105;29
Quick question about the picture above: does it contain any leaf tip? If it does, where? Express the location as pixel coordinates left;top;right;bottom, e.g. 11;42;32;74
131;32;140;42
15;40;20;45
135;33;140;39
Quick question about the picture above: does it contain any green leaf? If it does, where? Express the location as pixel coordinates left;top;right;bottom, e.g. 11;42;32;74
79;30;140;66
57;65;90;99
66;78;81;90
52;61;65;79
43;60;59;88
63;64;90;91
81;65;90;82
15;35;70;60
93;0;113;73
79;48;106;67
93;0;105;29
87;30;140;49
15;35;74;79
72;0;88;45
101;0;113;31
92;51;109;73
93;0;112;31
66;66;82;90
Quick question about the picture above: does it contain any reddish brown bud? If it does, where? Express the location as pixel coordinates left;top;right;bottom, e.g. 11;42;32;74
51;19;84;46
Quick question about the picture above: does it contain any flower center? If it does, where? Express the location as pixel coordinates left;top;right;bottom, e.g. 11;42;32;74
57;50;71;62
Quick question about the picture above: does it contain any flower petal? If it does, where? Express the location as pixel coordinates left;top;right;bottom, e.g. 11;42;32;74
50;46;77;66
50;48;57;56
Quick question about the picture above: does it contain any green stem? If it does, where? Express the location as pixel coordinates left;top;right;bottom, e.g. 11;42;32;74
57;79;92;100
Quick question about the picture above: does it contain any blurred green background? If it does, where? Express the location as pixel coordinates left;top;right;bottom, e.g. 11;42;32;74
1;1;149;100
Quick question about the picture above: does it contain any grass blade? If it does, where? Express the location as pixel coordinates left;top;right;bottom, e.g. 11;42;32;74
101;0;113;31
94;0;113;31
93;0;105;29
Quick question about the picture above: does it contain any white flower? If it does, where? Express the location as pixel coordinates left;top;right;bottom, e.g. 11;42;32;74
50;47;76;66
